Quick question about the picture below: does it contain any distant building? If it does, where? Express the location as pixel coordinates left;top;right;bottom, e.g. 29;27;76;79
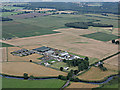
64;67;69;70
33;46;51;53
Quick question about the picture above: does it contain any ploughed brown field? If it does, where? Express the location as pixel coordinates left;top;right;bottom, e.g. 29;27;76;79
66;82;99;89
6;28;118;59
1;62;67;77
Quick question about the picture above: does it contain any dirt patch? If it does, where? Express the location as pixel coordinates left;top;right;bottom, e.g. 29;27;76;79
1;62;67;77
66;82;99;88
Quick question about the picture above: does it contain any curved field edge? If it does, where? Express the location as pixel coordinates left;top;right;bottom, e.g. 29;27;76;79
2;78;66;88
1;73;119;84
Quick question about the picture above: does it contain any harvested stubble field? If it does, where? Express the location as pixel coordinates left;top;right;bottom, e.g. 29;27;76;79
66;82;99;88
78;63;118;81
2;62;67;77
6;28;118;59
104;55;119;66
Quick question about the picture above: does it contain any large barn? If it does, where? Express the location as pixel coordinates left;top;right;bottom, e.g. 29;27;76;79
33;46;51;52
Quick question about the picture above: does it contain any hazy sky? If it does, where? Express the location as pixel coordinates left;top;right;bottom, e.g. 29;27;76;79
1;0;119;2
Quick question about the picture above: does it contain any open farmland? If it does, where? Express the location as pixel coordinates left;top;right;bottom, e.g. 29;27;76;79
2;21;59;39
104;55;119;66
81;32;119;41
2;78;65;88
3;14;118;39
2;47;42;62
0;42;14;47
8;13;51;19
6;28;118;59
66;82;99;88
78;64;118;81
1;62;67;77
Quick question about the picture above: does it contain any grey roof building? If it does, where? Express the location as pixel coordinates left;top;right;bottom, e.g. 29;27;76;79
33;46;51;52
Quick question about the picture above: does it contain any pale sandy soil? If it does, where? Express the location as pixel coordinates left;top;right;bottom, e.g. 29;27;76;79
66;82;99;89
5;28;118;59
78;65;118;81
1;62;67;77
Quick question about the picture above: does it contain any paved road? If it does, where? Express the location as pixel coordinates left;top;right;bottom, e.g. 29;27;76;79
60;80;70;90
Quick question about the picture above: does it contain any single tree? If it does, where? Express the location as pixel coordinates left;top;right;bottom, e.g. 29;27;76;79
23;73;28;79
30;60;32;62
115;41;119;45
29;75;34;80
84;57;89;61
112;40;115;43
60;67;63;71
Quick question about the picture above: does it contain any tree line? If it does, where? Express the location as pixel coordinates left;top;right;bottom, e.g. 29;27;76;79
65;22;113;29
13;2;118;14
0;17;13;21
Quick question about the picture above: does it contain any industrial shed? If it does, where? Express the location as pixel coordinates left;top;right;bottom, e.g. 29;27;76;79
33;46;51;52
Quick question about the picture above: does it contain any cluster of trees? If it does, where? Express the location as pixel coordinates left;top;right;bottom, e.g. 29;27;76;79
14;2;118;14
1;9;14;12
65;22;113;29
112;40;119;45
23;73;34;80
63;57;89;72
0;17;13;21
58;70;79;82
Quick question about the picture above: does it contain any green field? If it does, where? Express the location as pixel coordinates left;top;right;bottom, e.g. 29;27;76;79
93;76;119;89
2;13;118;39
2;78;65;88
2;14;96;39
2;12;23;17
0;42;14;47
2;21;59;38
81;32;119;41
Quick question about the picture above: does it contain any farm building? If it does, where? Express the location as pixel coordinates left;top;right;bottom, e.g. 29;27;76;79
59;52;69;56
33;46;51;52
64;67;69;70
44;50;54;55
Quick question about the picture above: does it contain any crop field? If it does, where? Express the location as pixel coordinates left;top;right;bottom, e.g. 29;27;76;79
2;62;67;77
2;13;118;39
2;21;59;39
78;64;118;81
66;82;99;88
2;12;23;17
6;28;118;59
81;32;119;41
104;55;119;66
8;13;51;19
2;6;24;10
0;42;14;47
2;78;65;88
